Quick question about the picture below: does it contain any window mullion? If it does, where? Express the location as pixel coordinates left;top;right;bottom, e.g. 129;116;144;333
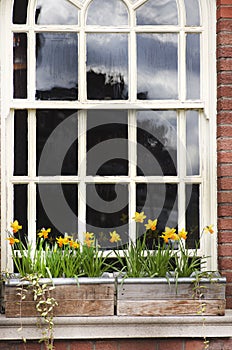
177;110;186;231
28;29;36;101
78;110;87;241
128;110;137;242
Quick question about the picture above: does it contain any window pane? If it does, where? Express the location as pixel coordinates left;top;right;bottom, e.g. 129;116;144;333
186;184;199;248
136;0;178;25
37;184;78;238
184;0;200;26
36;0;78;25
137;34;178;100
14;110;28;176
186;34;200;100
87;110;128;175
136;183;178;246
36;33;78;100
13;0;28;24
13;33;27;99
86;184;129;248
37;110;78;176
87;0;128;26
137;110;177;176
186;111;199;175
87;34;128;100
14;185;28;239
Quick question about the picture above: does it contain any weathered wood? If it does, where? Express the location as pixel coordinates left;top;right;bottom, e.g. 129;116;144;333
4;283;115;317
116;278;226;316
117;299;226;316
117;282;226;300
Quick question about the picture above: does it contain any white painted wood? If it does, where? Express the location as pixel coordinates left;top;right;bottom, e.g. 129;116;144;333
0;0;217;273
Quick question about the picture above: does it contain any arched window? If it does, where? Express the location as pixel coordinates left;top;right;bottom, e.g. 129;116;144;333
0;0;217;271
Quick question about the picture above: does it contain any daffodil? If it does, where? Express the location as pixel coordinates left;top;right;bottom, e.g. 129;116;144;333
84;232;95;247
10;220;22;233
178;228;188;240
132;211;146;223
6;237;20;246
56;236;64;248
38;227;51;239
161;227;177;243
145;219;157;231
204;225;214;234
69;239;80;249
109;231;121;243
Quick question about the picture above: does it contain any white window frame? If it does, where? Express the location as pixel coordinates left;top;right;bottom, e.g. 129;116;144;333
0;0;217;272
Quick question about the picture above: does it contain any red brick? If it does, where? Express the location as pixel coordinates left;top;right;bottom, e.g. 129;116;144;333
217;46;232;58
224;339;232;350
221;271;232;282
218;218;232;229
218;256;232;269
53;341;69;350
217;151;232;163
158;339;182;350
217;191;232;203
226;283;232;295
208;339;227;350
226;296;232;308
119;340;156;350
217;99;232;110
218;138;232;151
218;231;232;243
218;85;232;98
185;339;205;350
95;341;118;350
217;125;232;137
218;177;232;190
217;18;232;32
218;243;232;256
218;58;232;70
217;111;232;124
218;204;232;216
217;71;232;84
218;165;232;177
70;340;93;350
217;0;232;5
217;7;232;19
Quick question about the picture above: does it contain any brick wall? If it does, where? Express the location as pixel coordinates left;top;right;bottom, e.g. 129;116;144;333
1;339;232;350
217;0;232;309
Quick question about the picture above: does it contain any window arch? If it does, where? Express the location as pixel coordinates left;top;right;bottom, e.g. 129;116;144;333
0;0;217;271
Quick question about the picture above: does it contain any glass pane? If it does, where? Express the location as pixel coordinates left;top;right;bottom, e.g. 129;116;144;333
86;184;129;248
186;184;199;248
13;33;27;99
36;33;78;100
36;0;78;25
87;110;128;176
14;185;28;239
136;183;178;247
186;34;200;100
186;111;199;175
136;0;178;25
37;184;78;238
37;110;78;176
13;0;28;24
137;110;177;176
87;0;128;26
137;34;178;100
14;110;28;176
184;0;200;26
87;34;128;100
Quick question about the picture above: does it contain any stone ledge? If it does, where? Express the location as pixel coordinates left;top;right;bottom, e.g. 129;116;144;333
0;310;232;340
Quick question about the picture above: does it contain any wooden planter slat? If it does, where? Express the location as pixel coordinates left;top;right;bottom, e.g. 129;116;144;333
117;299;226;316
116;277;226;316
4;280;115;318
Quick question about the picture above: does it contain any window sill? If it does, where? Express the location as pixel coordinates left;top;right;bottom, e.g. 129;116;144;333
0;311;231;340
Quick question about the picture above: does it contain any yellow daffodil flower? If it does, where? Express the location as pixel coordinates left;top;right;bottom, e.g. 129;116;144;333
84;232;95;247
69;239;80;249
6;237;20;246
109;231;121;243
178;228;188;240
38;227;51;239
56;236;64;248
145;219;157;231
132;211;146;223
204;225;214;234
10;220;22;233
161;227;177;243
